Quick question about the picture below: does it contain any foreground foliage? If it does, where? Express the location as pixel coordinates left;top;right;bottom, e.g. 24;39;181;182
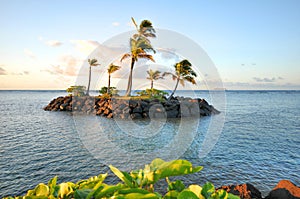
4;159;239;199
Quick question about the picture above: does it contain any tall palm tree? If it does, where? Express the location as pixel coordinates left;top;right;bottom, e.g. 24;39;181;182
131;17;156;39
107;63;121;94
147;69;163;89
163;59;197;100
120;18;156;96
86;58;100;96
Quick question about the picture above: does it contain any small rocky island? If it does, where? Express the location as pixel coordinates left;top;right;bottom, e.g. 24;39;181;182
44;95;220;119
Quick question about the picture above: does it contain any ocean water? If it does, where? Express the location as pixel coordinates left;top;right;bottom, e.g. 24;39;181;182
0;90;299;197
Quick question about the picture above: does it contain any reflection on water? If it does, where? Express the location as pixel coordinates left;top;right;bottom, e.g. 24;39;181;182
74;114;202;170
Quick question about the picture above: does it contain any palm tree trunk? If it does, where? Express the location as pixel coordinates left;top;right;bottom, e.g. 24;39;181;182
107;74;111;94
168;77;179;101
150;80;153;89
86;66;91;96
125;58;135;96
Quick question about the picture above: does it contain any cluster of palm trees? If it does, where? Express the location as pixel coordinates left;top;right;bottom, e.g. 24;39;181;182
85;18;197;100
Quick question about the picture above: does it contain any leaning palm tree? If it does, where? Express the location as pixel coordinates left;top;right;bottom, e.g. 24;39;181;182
86;58;100;96
120;18;156;96
147;69;163;89
163;59;197;100
107;63;121;94
131;17;156;40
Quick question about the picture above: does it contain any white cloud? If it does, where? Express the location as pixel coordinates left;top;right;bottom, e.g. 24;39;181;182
38;36;44;41
0;67;7;75
112;22;120;26
24;48;36;59
253;77;283;83
46;40;63;47
44;55;82;76
70;40;100;56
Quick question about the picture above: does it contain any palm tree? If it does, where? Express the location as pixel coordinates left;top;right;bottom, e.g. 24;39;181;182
107;63;121;94
131;17;156;39
86;58;100;96
147;69;163;89
163;59;197;100
120;18;156;96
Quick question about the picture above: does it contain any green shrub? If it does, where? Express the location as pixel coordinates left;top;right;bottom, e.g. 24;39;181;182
66;86;86;97
4;159;240;199
137;89;168;101
99;86;118;95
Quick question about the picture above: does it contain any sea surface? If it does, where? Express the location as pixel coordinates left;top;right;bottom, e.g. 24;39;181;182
0;90;299;197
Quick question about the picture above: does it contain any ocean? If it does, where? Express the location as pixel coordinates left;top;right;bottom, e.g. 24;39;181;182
0;90;299;197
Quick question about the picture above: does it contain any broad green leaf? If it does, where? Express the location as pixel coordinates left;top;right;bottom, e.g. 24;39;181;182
26;189;35;196
123;192;159;199
211;189;228;199
149;158;165;170
188;185;205;199
47;176;57;196
109;165;135;188
95;184;122;199
168;180;185;192
118;187;152;195
228;193;240;199
178;190;199;199
24;196;48;199
201;182;215;198
74;189;93;199
77;174;107;189
58;182;73;198
86;185;104;199
34;183;49;196
164;190;179;199
152;159;203;183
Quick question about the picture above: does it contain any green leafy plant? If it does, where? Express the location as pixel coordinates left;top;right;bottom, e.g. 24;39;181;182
137;88;168;101
99;87;118;100
66;86;86;97
4;159;240;199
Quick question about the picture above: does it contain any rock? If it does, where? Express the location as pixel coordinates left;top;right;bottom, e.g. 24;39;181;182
166;109;178;118
265;180;300;199
44;95;220;119
132;106;143;113
107;113;113;119
218;183;262;199
59;103;68;111
130;113;142;119
266;189;298;199
103;108;111;115
129;100;138;108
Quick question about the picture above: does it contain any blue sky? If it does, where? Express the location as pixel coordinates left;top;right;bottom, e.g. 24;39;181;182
0;0;299;90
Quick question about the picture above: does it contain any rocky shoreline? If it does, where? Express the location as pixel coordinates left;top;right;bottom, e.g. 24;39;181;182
44;95;220;119
217;180;300;199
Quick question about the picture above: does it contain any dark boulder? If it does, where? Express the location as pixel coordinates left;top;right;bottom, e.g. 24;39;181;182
218;183;262;199
265;180;300;199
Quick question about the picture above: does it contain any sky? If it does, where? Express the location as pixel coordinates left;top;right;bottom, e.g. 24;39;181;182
0;0;299;90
